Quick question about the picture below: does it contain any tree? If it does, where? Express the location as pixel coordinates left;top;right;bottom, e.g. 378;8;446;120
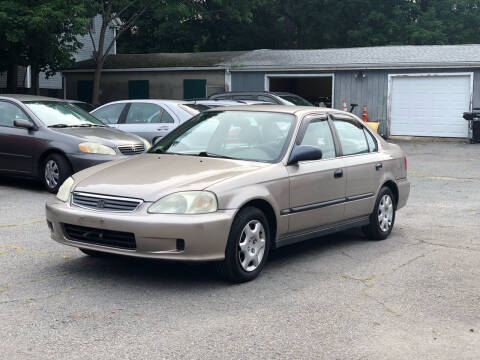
0;0;88;94
85;0;155;106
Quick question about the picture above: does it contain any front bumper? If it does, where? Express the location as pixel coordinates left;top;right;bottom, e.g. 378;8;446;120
46;200;235;261
66;153;127;173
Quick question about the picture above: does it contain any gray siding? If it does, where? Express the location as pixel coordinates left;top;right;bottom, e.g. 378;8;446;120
231;68;480;135
231;72;265;91
39;15;116;90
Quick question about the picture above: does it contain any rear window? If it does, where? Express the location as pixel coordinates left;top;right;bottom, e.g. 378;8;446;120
278;95;313;106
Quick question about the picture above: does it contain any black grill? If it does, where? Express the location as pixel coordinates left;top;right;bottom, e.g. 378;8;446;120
118;144;145;155
63;223;136;249
72;192;142;212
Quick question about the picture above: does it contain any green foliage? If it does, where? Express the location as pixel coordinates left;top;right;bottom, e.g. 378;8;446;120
0;0;89;74
118;0;480;53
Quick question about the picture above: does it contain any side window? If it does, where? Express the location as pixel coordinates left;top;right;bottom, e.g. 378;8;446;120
125;103;162;124
257;95;277;104
0;102;28;127
92;103;125;124
333;118;369;155
364;128;378;152
160;110;175;123
299;119;336;159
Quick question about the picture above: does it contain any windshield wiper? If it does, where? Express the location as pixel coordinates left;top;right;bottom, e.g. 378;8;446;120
48;124;72;128
197;151;234;159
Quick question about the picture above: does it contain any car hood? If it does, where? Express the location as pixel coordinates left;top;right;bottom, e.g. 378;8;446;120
73;153;270;201
53;126;143;145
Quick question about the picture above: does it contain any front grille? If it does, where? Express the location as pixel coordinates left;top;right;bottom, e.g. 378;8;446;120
72;192;142;212
118;144;145;155
63;223;136;249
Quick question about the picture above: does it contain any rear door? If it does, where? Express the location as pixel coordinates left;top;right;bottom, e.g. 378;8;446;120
330;114;383;220
0;101;37;174
120;102;178;142
286;114;346;234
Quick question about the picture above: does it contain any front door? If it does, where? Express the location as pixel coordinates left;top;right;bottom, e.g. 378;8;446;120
330;114;383;219
286;115;346;234
0;101;36;174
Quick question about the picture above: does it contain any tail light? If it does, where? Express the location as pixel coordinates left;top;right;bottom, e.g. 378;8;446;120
404;156;407;170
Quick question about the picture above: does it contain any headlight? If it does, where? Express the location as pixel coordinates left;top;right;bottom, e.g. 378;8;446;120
56;177;74;202
148;191;218;214
142;138;151;150
78;142;116;155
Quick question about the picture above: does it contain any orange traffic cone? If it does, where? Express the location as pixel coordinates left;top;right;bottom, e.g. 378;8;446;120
342;98;348;112
362;105;369;122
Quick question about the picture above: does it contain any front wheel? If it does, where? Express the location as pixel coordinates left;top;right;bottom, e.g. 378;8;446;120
362;187;396;240
42;153;72;193
217;207;271;283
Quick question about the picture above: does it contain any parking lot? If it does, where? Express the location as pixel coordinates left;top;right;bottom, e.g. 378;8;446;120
0;140;479;359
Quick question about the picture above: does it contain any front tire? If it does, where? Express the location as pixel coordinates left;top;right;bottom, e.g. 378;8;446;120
42;153;72;193
362;187;396;240
218;207;271;283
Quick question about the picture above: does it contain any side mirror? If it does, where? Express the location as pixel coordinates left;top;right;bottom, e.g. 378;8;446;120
14;119;35;130
287;145;322;165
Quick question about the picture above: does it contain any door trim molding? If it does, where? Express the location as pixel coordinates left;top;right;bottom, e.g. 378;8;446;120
280;192;374;215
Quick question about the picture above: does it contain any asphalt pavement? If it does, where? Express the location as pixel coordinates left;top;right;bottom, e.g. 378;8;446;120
0;140;479;359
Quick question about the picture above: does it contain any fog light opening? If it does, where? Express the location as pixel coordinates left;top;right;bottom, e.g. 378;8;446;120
176;239;185;251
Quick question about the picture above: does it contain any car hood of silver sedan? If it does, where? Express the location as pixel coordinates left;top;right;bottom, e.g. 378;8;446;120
72;153;271;202
53;126;143;145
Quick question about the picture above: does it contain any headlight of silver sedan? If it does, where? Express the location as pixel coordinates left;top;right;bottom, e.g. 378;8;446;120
148;191;218;214
56;177;74;202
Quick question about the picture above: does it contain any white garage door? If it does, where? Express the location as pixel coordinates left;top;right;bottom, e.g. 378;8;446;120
390;75;471;137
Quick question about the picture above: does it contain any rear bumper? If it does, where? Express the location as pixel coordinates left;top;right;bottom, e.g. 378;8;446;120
46;200;234;261
396;178;410;210
67;153;127;173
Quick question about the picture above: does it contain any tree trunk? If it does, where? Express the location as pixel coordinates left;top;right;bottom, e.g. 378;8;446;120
7;64;17;93
30;67;40;95
92;60;103;106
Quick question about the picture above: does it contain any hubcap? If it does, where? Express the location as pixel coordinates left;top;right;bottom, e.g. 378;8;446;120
44;160;59;188
378;194;393;232
238;220;266;272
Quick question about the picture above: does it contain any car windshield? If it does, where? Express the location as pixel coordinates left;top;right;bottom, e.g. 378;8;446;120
150;110;295;163
278;95;313;106
24;101;104;127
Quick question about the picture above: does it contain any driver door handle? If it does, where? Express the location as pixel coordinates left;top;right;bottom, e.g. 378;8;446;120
157;126;169;131
334;169;343;178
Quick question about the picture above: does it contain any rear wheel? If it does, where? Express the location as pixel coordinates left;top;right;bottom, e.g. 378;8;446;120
217;207;271;283
42;153;72;193
362;187;396;240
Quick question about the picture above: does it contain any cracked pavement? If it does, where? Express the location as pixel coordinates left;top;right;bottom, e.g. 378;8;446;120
0;141;479;359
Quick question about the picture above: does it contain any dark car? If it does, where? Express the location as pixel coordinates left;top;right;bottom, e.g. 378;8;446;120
0;95;150;193
208;91;314;106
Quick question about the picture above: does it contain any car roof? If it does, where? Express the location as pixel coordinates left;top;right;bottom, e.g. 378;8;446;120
203;104;348;116
97;99;191;106
210;91;297;97
0;94;65;102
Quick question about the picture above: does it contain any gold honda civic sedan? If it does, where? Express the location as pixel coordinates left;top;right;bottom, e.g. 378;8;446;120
46;106;410;282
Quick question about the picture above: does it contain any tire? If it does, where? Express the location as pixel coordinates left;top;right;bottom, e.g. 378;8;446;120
362;186;396;240
79;248;110;257
217;207;271;283
42;153;72;193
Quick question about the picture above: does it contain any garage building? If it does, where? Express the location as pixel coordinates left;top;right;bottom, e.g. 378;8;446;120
63;44;480;139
